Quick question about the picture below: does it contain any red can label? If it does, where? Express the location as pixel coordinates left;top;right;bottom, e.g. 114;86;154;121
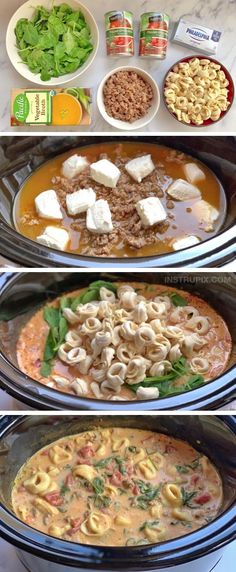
139;13;169;58
105;11;134;56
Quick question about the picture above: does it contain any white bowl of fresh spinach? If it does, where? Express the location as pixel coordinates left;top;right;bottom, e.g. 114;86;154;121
6;0;99;85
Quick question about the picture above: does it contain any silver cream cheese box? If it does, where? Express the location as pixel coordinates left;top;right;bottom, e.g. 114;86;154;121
172;18;222;55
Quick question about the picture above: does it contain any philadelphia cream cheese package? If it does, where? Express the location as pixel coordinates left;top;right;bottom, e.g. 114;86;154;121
172;18;222;55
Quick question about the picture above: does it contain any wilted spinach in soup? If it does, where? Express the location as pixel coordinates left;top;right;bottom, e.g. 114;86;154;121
11;428;223;546
16;281;232;401
14;142;225;258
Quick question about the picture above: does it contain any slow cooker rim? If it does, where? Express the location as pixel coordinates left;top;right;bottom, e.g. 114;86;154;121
0;218;235;268
0;415;236;569
0;272;236;411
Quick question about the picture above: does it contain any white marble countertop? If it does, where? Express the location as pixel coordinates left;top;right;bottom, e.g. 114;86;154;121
0;0;236;133
0;538;235;572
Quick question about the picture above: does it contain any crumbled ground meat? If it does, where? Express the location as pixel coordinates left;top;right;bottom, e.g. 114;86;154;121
103;71;153;123
52;155;172;256
166;150;186;164
166;199;175;209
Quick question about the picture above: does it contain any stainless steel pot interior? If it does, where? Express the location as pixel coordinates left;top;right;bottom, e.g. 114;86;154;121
0;271;235;411
0;415;235;570
0;136;235;268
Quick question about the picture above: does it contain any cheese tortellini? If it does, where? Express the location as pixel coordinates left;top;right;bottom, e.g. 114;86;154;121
164;58;231;125
34;281;231;401
24;471;51;494
81;512;111;536
55;283;214;398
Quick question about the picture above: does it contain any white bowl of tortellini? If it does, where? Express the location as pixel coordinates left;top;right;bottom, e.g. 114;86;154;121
163;55;234;127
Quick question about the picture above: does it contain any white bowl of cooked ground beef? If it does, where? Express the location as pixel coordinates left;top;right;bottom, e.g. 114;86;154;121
97;66;160;130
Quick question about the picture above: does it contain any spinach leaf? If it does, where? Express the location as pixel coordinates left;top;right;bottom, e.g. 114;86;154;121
80;289;100;304
87;281;117;293
134;480;160;510
127;357;204;398
70;280;117;311
63;28;77;54
89;477;111;509
60;482;70;496
43;329;56;362
160;290;188;307
94;455;126;475
181;487;197;507
176;465;189;474
23;22;39;46
186;458;201;470
40;298;69;376
91;495;111;509
39;361;52;377
14;3;94;81
94;456;114;468
92;477;105;496
43;307;60;329
139;520;159;531
169;292;188;307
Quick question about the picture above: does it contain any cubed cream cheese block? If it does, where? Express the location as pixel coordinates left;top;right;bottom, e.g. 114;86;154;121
36;226;69;251
125;154;155;183
35;190;63;220
66;188;96;215
90;159;121;188
172;235;200;251
192;200;219;231
136;197;167;227
167;179;201;200
62;155;89;179
183;163;206;184
86;199;113;234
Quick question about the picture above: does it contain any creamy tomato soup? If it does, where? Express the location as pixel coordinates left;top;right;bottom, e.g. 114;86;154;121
11;428;223;546
14;142;226;258
16;281;232;402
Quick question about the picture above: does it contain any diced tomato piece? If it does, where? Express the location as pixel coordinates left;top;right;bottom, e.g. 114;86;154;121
164;445;177;454
195;493;211;505
65;473;75;487
191;475;200;486
107;461;116;472
78;445;95;459
69;517;83;534
25;515;35;525
44;492;64;506
132;484;140;495
125;463;134;476
77;458;92;466
41;450;49;456
110;470;124;486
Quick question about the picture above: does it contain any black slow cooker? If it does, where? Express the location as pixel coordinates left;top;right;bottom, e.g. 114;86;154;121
0;136;235;268
0;271;235;411
0;414;235;572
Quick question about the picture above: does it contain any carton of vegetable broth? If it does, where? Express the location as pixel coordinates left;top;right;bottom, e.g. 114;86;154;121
11;88;92;126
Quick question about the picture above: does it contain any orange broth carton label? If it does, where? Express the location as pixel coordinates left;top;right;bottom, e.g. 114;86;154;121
11;88;92;126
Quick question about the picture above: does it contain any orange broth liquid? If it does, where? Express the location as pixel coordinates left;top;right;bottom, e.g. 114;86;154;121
14;142;226;257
